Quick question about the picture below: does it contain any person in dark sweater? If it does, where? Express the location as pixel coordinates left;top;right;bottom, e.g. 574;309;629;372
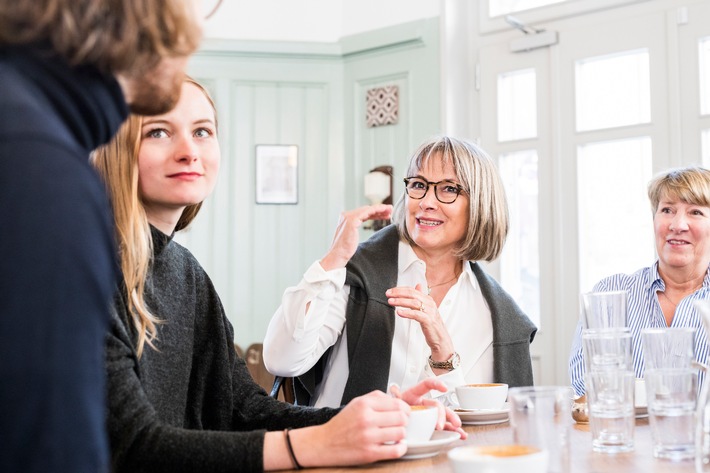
91;78;463;472
0;2;203;472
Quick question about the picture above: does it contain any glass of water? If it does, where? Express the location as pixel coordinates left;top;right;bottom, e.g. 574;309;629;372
646;367;698;460
585;370;635;453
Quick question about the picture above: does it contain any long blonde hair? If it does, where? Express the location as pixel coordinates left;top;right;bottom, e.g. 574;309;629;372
92;78;217;356
0;0;202;75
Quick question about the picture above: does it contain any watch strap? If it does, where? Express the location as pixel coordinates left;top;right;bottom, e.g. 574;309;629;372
428;352;460;371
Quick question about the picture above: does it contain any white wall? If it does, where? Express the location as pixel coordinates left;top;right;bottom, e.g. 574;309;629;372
203;0;440;42
184;19;442;348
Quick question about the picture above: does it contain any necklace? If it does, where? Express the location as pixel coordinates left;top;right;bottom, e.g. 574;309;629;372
659;284;703;307
427;272;460;295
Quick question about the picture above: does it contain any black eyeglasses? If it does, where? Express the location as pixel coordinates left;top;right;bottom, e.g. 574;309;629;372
403;177;466;204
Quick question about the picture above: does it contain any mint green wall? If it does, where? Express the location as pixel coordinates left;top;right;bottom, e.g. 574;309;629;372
180;18;440;347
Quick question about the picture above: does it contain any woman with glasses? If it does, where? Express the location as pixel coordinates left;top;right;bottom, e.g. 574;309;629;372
264;136;537;407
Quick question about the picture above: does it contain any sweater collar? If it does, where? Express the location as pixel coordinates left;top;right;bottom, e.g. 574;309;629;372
6;44;128;152
150;225;174;256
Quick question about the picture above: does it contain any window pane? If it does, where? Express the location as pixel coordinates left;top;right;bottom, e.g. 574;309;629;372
498;68;537;142
701;37;710;116
500;150;540;327
577;137;654;291
703;129;710;167
489;0;566;17
576;49;651;132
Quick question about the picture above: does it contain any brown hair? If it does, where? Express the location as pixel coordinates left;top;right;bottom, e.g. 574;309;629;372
648;166;710;213
0;0;202;74
91;78;216;356
392;136;509;262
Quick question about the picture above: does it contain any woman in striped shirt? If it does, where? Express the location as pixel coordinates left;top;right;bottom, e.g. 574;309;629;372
569;166;710;396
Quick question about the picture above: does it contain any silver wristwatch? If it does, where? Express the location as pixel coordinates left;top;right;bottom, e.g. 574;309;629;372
428;352;461;371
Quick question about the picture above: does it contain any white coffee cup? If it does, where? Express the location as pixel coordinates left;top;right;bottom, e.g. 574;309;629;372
455;383;508;410
448;445;548;473
405;405;438;443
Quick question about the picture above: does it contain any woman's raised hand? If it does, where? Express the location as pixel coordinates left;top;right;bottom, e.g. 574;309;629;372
320;204;393;271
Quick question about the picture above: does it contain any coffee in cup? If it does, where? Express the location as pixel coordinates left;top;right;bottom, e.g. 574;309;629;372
448;445;548;473
405;405;438;443
455;383;508;410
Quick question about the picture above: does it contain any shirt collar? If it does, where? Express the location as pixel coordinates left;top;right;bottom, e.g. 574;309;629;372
397;241;478;291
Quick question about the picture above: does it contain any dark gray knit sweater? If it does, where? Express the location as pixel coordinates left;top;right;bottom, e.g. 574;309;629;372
106;227;337;472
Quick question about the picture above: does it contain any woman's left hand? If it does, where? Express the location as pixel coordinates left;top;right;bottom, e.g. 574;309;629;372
389;380;467;439
386;284;455;362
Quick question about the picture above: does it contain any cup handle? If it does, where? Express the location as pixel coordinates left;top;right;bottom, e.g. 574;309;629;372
692;360;709;372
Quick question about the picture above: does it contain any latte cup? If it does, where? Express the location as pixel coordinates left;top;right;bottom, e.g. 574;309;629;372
448;445;548;473
456;383;508;410
405;405;438;443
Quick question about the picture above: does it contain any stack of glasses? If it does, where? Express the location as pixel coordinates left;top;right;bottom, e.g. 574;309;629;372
641;326;697;461
580;290;635;453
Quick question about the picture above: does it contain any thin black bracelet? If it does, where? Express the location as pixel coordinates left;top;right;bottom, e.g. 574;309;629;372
284;428;302;470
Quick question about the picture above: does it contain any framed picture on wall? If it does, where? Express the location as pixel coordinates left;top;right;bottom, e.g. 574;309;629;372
255;144;299;204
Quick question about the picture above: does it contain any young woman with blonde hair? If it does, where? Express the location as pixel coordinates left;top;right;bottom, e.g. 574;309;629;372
92;79;463;472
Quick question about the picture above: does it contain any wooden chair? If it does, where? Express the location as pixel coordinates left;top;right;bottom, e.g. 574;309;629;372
244;343;273;392
241;343;295;404
270;376;296;405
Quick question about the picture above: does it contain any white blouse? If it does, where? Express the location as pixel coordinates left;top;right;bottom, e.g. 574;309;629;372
262;241;495;407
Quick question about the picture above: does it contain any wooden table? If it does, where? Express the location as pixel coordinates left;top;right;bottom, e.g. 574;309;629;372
307;417;696;472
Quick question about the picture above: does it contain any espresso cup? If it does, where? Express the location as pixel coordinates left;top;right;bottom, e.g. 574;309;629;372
405;405;438;443
455;383;508;410
448;444;548;473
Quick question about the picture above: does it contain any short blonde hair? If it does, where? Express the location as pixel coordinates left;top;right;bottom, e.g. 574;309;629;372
648;166;710;213
0;0;202;74
392;136;509;261
91;78;216;356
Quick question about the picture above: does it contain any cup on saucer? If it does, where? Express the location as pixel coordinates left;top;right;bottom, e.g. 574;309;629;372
455;383;508;410
405;405;437;443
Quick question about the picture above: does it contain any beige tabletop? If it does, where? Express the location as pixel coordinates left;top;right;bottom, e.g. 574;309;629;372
305;417;695;473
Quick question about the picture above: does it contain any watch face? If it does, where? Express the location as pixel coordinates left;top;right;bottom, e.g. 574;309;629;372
451;353;461;369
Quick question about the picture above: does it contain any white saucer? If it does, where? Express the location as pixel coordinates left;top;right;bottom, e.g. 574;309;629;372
402;431;461;460
455;402;509;425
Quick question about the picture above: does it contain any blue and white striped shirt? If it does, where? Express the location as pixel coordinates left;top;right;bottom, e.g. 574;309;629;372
568;262;710;396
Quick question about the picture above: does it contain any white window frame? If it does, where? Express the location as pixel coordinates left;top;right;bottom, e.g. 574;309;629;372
479;0;652;34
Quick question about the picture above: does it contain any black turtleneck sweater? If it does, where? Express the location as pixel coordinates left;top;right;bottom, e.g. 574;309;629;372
0;46;128;473
106;228;337;472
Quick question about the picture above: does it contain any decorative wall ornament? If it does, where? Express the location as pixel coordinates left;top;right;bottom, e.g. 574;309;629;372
366;85;399;128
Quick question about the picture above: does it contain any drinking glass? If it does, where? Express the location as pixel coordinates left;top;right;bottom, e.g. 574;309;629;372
508;386;573;473
585;370;635;453
582;328;633;373
646;367;698;460
580;290;628;329
641;327;696;371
